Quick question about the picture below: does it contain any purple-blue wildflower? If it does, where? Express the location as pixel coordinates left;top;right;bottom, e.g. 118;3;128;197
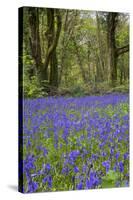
115;152;120;160
119;161;124;173
22;94;129;192
45;163;51;171
74;166;79;173
28;181;38;193
102;160;110;172
76;182;83;190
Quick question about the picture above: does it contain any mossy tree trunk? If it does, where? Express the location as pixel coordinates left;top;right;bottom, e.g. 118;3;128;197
45;8;62;91
107;12;118;86
28;8;43;75
28;8;62;92
107;12;129;87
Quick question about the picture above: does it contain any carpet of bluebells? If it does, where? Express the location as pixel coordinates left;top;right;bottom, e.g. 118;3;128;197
21;94;129;193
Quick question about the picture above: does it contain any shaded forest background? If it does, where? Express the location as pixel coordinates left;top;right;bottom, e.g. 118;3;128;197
20;7;129;98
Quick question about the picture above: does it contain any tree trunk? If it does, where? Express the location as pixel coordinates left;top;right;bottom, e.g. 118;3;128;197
120;70;123;85
107;12;118;86
58;10;69;85
96;12;104;81
87;41;91;82
47;9;58;88
28;7;48;85
28;8;43;73
73;37;88;84
44;9;62;90
50;51;58;88
49;9;62;89
28;8;62;93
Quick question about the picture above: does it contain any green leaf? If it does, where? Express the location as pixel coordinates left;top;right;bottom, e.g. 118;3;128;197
101;170;119;188
102;180;115;188
102;170;119;181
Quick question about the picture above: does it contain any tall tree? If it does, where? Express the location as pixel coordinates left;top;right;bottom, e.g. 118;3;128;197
48;9;62;89
28;8;62;91
28;8;43;74
96;12;104;81
107;12;129;86
107;12;118;85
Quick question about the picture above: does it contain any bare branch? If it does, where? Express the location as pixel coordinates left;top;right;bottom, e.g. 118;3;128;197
116;44;129;56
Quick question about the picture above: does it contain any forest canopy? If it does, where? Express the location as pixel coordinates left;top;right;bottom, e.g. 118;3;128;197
20;7;129;98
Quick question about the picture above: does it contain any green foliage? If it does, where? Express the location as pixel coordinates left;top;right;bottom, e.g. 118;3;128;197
111;84;129;93
58;81;129;97
70;85;85;97
101;170;119;188
24;76;48;98
22;7;129;98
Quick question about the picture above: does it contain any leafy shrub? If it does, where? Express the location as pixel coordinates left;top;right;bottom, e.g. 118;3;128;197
111;83;129;93
70;85;85;97
24;76;48;98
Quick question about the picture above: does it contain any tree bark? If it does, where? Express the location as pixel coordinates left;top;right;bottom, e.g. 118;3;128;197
107;12;118;86
28;8;42;72
116;44;129;56
48;9;62;89
49;51;58;88
58;10;69;85
96;12;104;81
28;7;48;84
107;13;129;86
28;8;62;92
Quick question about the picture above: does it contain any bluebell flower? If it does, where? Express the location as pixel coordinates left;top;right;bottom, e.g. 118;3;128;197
24;154;36;171
85;170;100;189
47;176;52;188
113;162;118;172
123;152;129;160
45;163;51;171
115;152;120;160
119;161;124;173
91;154;98;160
124;180;129;187
28;181;38;193
115;181;121;187
26;139;31;148
101;152;107;157
43;147;48;156
62;166;69;174
123;115;129;121
82;164;87;173
69;150;80;165
90;170;99;186
23;94;129;192
62;128;69;143
102;160;110;172
86;179;92;189
54;129;58;149
74;166;79;173
76;182;83;190
99;142;105;148
110;147;114;156
43;177;47;184
43;176;52;188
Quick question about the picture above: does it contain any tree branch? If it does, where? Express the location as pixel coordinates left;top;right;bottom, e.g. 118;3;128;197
116;44;129;56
